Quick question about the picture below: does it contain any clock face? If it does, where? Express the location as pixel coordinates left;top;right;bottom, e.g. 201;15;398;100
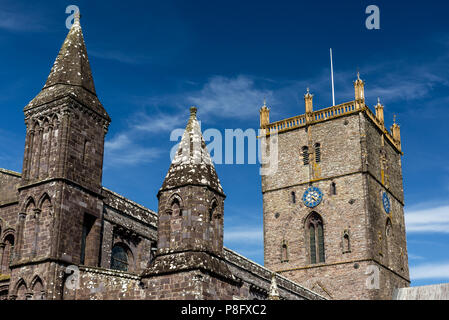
303;186;323;208
382;192;391;214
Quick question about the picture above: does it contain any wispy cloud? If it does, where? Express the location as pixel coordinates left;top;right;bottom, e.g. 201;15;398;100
186;75;274;120
405;205;449;233
131;112;186;133
0;9;46;32
410;261;449;280
104;133;162;167
224;227;263;244
408;254;425;261
90;49;151;65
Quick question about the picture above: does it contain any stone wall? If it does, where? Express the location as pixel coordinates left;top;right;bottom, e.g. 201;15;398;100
0;169;20;206
101;188;158;273
62;266;145;300
223;248;325;300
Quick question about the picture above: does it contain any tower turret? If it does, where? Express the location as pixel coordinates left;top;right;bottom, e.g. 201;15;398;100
10;14;109;299
156;107;225;256
143;108;235;297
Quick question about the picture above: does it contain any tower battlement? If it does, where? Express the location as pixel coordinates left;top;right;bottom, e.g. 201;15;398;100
260;75;402;154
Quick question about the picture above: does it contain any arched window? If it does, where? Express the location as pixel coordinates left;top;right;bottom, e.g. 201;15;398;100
330;182;336;195
31;277;44;300
306;213;325;264
2;234;15;274
209;200;218;222
16;281;28;300
171;198;181;216
291;191;296;204
314;143;321;163
301;146;309;165
110;244;130;272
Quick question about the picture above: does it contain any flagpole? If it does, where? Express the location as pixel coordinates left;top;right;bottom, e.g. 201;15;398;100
330;48;335;106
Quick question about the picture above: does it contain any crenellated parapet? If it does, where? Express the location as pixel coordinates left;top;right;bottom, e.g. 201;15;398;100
260;74;402;154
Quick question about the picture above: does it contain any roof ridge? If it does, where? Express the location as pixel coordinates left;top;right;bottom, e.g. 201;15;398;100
223;247;326;299
0;168;22;177
102;186;157;216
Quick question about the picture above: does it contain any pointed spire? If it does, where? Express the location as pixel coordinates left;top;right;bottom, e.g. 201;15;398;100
73;11;81;28
159;107;224;196
25;13;110;121
43;11;96;94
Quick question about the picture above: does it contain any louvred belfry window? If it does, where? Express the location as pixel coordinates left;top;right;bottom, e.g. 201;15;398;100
302;146;309;165
315;143;321;163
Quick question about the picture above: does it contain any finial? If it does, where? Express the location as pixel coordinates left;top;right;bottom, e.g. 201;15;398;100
357;71;360;80
393;114;396;124
268;272;280;300
72;11;81;27
263;97;267;107
190;106;197;116
307;87;310;94
377;97;381;105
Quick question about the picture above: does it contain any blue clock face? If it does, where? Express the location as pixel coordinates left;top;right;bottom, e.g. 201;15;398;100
303;186;323;208
382;192;391;214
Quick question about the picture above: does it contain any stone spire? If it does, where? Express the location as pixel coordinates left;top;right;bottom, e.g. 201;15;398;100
44;12;95;93
159;107;224;197
24;13;110;121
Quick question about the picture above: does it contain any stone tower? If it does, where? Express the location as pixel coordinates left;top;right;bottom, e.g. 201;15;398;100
9;14;110;299
260;74;410;300
142;107;238;299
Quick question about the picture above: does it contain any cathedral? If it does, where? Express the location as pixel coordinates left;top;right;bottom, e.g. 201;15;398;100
0;14;413;300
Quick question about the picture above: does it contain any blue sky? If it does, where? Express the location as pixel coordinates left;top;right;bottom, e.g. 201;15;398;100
0;0;448;287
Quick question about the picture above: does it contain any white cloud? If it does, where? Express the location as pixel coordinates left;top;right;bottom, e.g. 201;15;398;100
224;227;263;244
131;112;186;133
90;50;151;65
186;75;273;120
0;10;45;32
104;134;162;166
410;262;449;280
405;205;449;233
104;134;131;151
408;254;425;261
